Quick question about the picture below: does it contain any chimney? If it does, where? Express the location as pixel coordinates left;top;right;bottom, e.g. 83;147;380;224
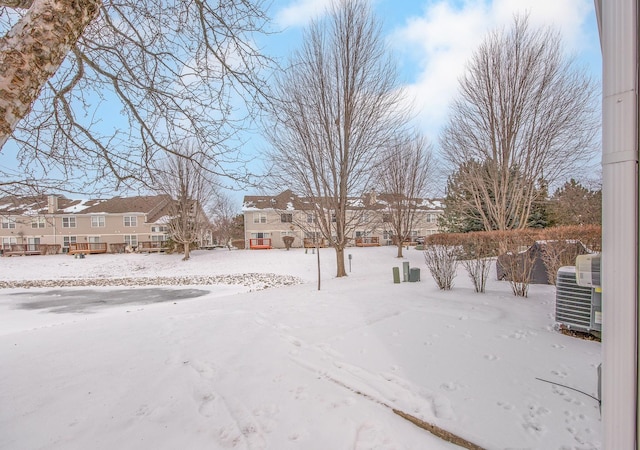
368;190;377;205
47;195;59;214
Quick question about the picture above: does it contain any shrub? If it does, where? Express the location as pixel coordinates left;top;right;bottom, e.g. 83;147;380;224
423;245;458;290
458;233;497;293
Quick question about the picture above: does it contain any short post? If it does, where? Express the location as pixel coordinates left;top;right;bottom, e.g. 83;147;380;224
348;253;352;272
392;267;401;284
402;261;410;282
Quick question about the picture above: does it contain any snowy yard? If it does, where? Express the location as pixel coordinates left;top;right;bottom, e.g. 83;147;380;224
0;247;601;449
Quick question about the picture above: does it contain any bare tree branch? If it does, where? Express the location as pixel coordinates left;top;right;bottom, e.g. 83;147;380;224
376;131;433;257
1;0;274;193
440;15;598;233
150;142;215;261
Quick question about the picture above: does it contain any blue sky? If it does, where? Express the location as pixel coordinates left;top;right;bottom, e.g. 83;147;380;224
1;0;601;205
263;0;601;143
228;0;601;203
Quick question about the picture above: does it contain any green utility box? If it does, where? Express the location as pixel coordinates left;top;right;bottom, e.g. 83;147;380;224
392;267;401;283
409;268;420;282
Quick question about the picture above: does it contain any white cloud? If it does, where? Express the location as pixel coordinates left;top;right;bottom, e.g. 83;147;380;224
275;0;335;28
392;0;597;141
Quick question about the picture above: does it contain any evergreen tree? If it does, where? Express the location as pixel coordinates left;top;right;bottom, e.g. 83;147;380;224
550;179;601;225
527;178;554;228
440;161;553;232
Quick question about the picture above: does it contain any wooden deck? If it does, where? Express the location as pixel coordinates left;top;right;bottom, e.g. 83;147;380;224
303;238;327;248
68;242;108;255
138;241;168;252
355;237;380;247
1;244;41;256
249;238;272;250
40;244;61;255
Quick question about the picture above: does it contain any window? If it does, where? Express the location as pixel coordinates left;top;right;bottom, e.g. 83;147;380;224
251;232;270;239
151;235;167;242
27;237;40;252
382;213;391;223
306;214;317;224
63;236;77;248
151;225;168;233
2;237;17;249
62;217;76;228
253;213;267;224
426;213;437;223
383;230;394;240
331;213;336;223
88;236;100;243
124;216;137;227
280;213;292;223
1;217;16;229
280;231;295;237
355;231;369;238
91;216;105;227
31;216;46;228
124;235;138;246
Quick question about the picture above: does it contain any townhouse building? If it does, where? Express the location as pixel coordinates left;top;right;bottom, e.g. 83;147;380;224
0;194;173;254
242;190;443;249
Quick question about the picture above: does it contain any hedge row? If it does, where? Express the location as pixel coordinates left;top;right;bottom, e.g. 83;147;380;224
424;225;602;257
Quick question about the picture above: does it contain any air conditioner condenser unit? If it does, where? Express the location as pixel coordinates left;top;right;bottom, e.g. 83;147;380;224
555;265;602;334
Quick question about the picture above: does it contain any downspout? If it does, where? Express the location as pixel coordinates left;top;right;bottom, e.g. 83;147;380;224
598;0;640;448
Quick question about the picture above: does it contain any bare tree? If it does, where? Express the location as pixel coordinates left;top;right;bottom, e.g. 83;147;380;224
440;15;598;233
267;0;408;277
377;132;433;258
151;144;214;261
210;192;238;250
1;0;272;192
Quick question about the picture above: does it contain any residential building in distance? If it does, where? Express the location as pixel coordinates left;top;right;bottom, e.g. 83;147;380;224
0;194;174;255
242;190;443;249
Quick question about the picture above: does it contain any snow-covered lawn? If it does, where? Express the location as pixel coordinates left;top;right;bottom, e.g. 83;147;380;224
0;247;601;449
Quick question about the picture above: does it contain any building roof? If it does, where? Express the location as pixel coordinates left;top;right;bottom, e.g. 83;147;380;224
81;195;173;222
0;194;173;222
242;191;444;212
0;195;86;216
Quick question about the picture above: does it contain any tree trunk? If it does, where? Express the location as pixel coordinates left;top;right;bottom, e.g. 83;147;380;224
182;243;190;261
0;0;101;149
335;245;347;277
396;242;404;258
316;244;321;291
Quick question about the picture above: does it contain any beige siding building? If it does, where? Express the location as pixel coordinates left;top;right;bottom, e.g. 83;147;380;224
242;190;443;249
0;194;173;254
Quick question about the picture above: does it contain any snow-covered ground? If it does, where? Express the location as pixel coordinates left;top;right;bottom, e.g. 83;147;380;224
0;247;601;449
